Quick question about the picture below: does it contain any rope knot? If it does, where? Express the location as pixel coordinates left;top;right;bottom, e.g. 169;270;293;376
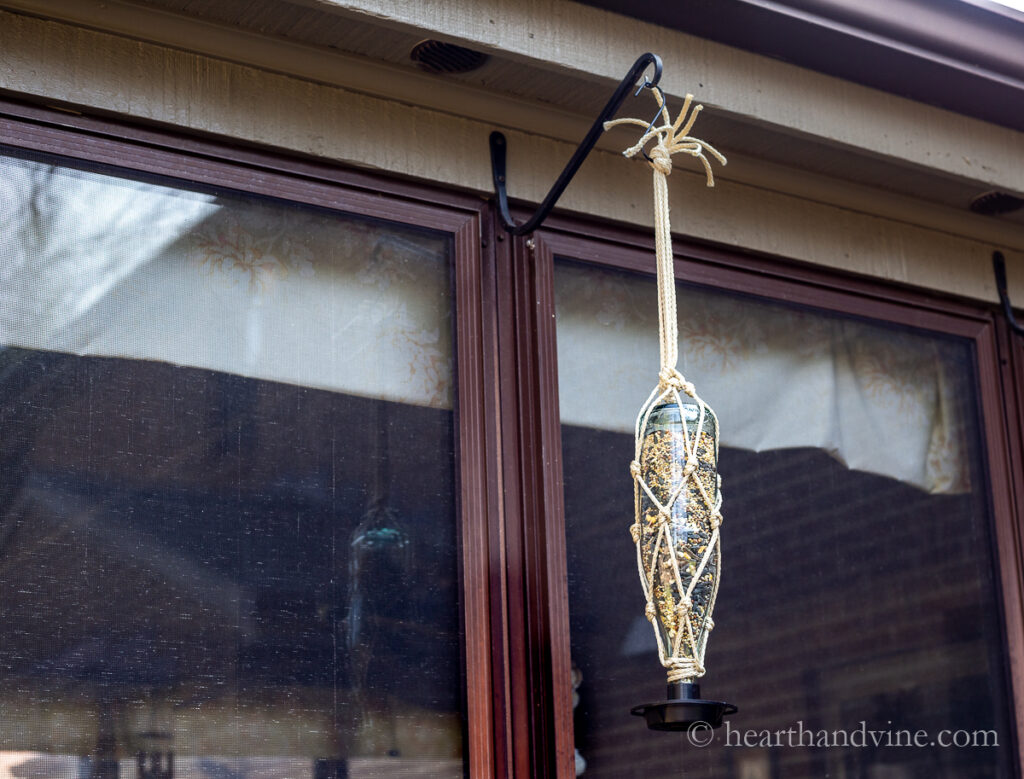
710;511;723;530
683;456;698;476
658;367;686;390
666;657;705;682
629;522;641;544
604;91;726;186
648;144;673;176
629;460;641;479
645;602;657;622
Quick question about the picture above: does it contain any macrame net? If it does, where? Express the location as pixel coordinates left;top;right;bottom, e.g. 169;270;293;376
606;90;726;685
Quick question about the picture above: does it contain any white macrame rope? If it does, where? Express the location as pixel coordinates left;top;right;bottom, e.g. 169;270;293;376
605;90;725;385
614;89;726;684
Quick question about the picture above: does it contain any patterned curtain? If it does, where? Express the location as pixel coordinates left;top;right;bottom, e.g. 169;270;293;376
0;157;452;410
555;261;970;494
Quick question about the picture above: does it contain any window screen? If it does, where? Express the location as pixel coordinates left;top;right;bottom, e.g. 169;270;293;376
557;258;1013;779
0;150;466;779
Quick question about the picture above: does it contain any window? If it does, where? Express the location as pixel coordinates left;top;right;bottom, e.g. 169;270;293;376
513;226;1024;777
0;126;494;778
555;256;1012;777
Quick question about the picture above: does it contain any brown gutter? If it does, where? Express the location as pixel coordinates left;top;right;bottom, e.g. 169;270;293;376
579;0;1024;132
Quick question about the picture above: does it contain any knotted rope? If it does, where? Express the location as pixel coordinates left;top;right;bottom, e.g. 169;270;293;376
604;90;725;388
610;89;726;684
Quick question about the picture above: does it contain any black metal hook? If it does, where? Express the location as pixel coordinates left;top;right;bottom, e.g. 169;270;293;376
639;85;668;164
490;52;663;236
993;251;1024;337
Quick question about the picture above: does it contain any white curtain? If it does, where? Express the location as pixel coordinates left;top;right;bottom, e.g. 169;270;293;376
0;157;453;409
555;261;970;494
0;156;971;493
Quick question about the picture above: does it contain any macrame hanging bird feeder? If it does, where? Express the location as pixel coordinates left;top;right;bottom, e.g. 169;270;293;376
487;51;736;734
605;89;736;732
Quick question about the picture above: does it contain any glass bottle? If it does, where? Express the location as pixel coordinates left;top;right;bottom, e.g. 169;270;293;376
637;396;720;681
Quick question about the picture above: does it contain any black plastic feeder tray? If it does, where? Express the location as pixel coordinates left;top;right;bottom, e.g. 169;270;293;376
632;682;737;732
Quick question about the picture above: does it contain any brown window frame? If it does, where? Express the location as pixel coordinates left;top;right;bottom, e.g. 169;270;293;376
504;212;1024;778
2;97;1024;778
0;98;503;779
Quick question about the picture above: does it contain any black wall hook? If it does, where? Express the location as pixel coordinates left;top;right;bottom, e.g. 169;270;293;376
490;52;663;236
993;251;1024;337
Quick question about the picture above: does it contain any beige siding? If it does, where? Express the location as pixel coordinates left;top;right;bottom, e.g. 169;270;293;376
1;8;1022;304
323;0;1024;193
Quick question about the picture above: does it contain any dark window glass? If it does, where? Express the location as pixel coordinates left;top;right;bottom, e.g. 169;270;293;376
556;258;1013;778
0;152;466;778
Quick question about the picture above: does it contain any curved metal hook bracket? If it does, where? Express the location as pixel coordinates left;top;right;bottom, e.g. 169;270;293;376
490;52;663;236
994;251;1024;337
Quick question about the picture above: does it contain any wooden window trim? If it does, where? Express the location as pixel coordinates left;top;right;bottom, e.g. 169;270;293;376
997;316;1024;767
490;216;574;778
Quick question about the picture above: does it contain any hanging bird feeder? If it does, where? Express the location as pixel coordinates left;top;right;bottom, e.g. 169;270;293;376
606;87;734;732
489;53;736;734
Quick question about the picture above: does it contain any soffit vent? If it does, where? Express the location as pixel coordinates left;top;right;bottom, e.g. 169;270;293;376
970;190;1024;215
410;40;489;74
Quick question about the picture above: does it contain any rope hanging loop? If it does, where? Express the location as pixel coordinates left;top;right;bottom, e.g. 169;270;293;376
613;87;727;685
